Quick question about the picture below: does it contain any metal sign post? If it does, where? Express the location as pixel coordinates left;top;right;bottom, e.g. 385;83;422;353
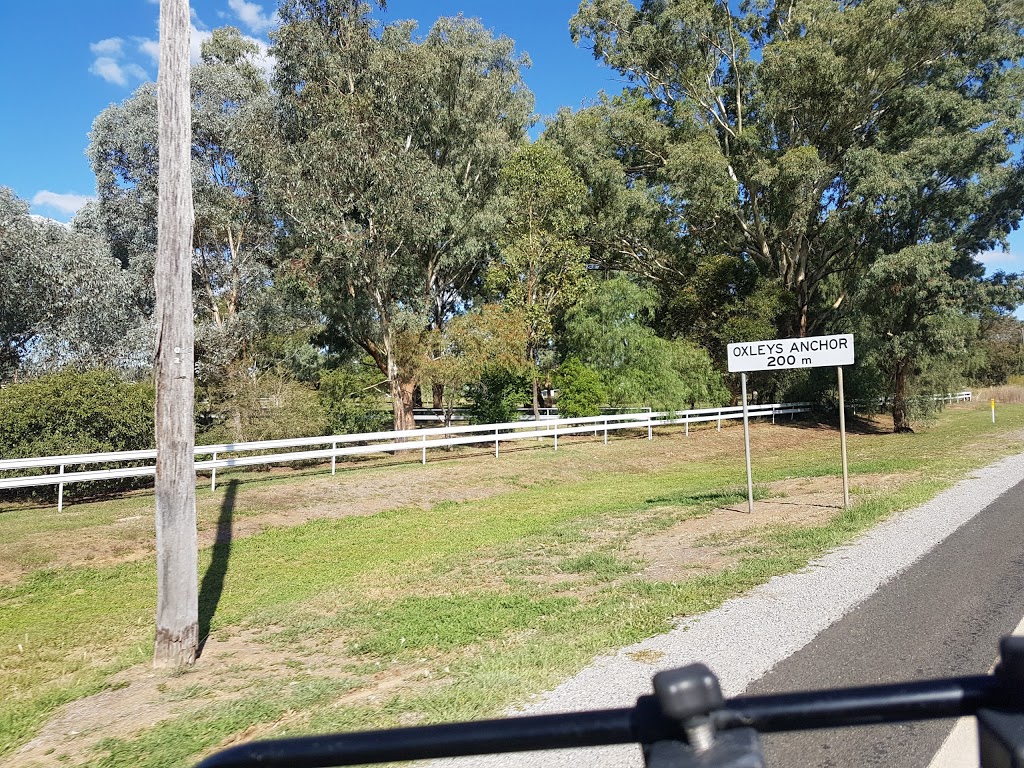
837;366;849;509
741;373;754;514
727;333;855;513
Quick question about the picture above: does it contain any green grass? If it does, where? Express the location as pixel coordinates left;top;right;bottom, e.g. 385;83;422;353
3;403;1024;765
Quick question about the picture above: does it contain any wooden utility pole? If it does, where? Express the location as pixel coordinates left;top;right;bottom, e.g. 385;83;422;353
154;0;198;668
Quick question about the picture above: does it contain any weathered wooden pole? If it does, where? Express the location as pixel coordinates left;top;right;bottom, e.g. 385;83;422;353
153;0;198;668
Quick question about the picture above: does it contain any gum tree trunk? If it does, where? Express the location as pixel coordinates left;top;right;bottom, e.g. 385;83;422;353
388;360;418;433
153;0;199;669
891;362;914;434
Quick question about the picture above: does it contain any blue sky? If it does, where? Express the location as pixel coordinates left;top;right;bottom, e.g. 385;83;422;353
1;0;1020;277
0;1;619;219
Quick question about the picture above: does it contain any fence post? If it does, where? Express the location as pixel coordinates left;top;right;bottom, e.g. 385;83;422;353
604;418;608;445
648;415;653;441
554;421;558;451
495;427;499;458
772;407;776;425
422;433;427;465
211;452;217;492
717;410;722;432
331;441;337;475
58;464;65;513
685;414;689;436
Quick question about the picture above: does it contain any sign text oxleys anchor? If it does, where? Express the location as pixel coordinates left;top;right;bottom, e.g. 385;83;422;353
727;334;854;373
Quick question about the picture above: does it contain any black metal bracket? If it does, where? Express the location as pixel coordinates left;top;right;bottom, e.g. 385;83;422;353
641;663;765;768
978;636;1024;768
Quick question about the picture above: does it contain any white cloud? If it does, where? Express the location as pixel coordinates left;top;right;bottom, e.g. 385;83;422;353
89;34;148;86
191;26;214;65
112;2;276;86
124;62;148;81
90;37;124;57
228;0;277;34
245;36;275;78
89;57;148;86
136;26;273;78
977;249;1024;271
138;24;214;68
137;38;161;65
31;191;93;217
89;57;130;86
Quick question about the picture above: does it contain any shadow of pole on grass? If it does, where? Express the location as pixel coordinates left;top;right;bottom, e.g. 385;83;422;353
198;479;237;656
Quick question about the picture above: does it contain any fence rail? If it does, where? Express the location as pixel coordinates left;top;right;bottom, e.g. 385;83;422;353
412;406;653;423
1;402;813;512
851;390;973;413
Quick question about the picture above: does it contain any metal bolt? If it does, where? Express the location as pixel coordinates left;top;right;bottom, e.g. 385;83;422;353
685;717;716;753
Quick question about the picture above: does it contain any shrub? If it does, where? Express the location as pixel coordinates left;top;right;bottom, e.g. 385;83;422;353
466;366;531;425
554;358;605;418
0;368;155;459
0;369;155;501
318;364;391;436
197;372;331;445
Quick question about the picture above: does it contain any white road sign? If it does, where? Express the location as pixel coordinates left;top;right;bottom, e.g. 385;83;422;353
727;333;855;373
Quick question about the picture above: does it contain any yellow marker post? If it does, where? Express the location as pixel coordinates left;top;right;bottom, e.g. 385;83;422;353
992;399;996;424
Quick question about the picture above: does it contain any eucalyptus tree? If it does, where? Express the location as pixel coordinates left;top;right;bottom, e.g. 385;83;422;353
268;0;533;431
543;96;691;287
0;188;47;378
569;0;1024;338
29;207;146;373
423;303;530;427
487;141;591;416
88;27;281;385
0;189;143;380
850;244;987;432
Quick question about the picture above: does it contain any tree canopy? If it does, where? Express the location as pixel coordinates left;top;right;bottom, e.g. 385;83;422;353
268;1;533;429
568;0;1024;339
3;0;1023;435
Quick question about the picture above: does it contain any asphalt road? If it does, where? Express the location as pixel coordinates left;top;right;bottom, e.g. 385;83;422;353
745;478;1024;768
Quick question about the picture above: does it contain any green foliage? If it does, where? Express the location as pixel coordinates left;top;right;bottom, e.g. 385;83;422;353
566;0;1024;340
423;305;531;425
851;243;981;431
564;277;728;410
196;373;329;445
466;366;531;425
0;189;143;380
270;4;533;429
662;255;786;370
489;141;591;358
554;358;606;418
971;311;1024;385
486;141;593;413
0;369;154;460
318;362;390;435
0;188;47;376
88;28;290;387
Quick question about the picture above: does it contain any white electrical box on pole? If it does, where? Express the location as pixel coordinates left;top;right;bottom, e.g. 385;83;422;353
727;334;855;514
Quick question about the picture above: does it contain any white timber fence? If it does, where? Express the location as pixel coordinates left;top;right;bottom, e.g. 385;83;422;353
412;406;652;423
0;402;812;513
851;390;972;414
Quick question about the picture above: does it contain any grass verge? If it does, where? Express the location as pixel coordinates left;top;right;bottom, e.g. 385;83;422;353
2;404;1023;766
